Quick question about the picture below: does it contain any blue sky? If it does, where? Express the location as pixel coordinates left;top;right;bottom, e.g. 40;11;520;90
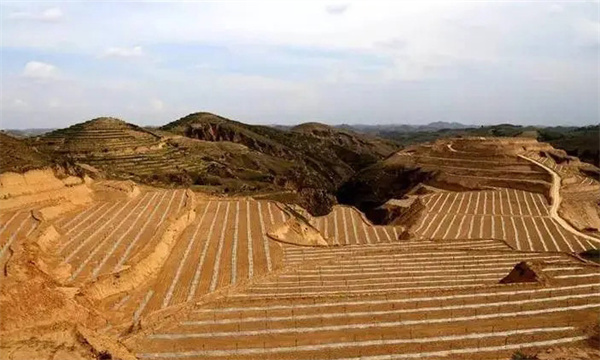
1;1;598;129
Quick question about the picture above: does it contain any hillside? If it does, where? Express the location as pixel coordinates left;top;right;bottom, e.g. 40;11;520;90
22;113;398;215
1;135;599;360
339;137;600;230
38;117;162;153
346;123;599;166
0;132;53;173
160;112;399;213
162;112;397;171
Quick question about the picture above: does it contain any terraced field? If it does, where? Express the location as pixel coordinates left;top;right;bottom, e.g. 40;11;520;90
391;140;553;193
525;152;598;188
80;147;202;176
110;198;291;319
0;210;39;268
130;239;600;360
2;136;599;359
311;205;402;245
68;197;413;326
411;189;596;252
55;189;189;285
40;117;161;153
48;189;597;359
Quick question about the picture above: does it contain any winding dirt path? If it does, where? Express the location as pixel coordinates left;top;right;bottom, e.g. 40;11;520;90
519;155;600;246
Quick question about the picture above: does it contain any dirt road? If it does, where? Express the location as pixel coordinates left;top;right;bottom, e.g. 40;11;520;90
519;155;600;246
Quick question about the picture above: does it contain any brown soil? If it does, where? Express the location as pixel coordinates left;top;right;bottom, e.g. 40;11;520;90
2;135;599;360
499;261;549;285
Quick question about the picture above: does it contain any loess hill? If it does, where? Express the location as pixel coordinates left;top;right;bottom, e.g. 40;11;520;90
33;113;399;215
1;119;599;360
339;137;599;223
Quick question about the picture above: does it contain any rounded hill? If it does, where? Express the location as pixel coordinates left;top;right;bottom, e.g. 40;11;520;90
39;117;161;153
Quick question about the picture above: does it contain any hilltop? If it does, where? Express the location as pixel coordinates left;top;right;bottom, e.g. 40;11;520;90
21;113;399;215
38;117;162;153
159;112;399;213
162;112;397;171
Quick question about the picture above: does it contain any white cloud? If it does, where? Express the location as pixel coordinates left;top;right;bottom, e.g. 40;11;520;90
326;3;350;15
573;18;600;46
151;98;164;111
548;4;564;14
22;61;59;80
48;99;61;108
215;74;305;93
13;99;28;107
9;7;63;22
2;2;598;128
103;46;144;58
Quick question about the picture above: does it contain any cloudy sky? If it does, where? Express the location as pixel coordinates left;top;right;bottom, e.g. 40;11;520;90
1;1;598;129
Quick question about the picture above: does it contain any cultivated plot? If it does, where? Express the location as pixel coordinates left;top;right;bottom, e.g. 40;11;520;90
101;198;289;321
412;189;595;252
312;205;402;246
56;189;187;285
132;240;600;360
525;152;598;187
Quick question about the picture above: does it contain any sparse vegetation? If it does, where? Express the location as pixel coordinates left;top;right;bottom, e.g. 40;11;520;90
511;351;538;360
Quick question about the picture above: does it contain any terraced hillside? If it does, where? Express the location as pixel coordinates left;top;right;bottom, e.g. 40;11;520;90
397;138;553;189
337;138;554;219
128;240;599;360
2;135;599;360
411;189;594;252
35;117;201;178
521;150;600;240
161;112;399;214
40;117;162;153
33;114;399;215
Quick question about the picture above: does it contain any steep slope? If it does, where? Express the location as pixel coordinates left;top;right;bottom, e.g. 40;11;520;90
161;113;399;214
35;115;397;214
34;117;298;193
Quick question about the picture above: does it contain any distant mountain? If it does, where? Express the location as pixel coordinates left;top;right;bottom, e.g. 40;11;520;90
4;128;56;138
338;121;472;134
